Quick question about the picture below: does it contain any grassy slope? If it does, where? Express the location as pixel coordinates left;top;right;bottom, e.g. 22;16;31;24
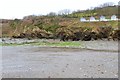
78;21;118;29
69;6;118;18
1;6;119;37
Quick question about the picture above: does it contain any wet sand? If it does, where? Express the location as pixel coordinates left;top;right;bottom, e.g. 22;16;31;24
2;44;118;78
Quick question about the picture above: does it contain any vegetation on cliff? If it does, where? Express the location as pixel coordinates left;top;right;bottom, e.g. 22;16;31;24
1;4;120;41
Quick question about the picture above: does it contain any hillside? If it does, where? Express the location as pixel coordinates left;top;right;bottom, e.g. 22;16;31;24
67;6;118;18
1;5;120;41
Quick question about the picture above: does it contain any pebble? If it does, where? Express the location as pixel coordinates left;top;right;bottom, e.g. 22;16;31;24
89;66;92;67
98;65;100;66
84;74;86;76
101;64;104;66
98;69;100;71
115;74;117;77
48;76;51;78
83;60;86;61
104;70;107;72
65;64;69;68
101;72;104;74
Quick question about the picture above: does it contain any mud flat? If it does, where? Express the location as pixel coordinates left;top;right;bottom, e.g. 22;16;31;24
2;42;118;78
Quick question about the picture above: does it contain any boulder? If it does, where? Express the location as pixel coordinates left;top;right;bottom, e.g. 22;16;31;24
111;30;120;40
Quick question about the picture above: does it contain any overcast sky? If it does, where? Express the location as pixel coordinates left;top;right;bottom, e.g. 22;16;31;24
0;0;119;19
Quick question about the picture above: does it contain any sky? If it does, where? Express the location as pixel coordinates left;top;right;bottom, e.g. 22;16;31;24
0;0;119;19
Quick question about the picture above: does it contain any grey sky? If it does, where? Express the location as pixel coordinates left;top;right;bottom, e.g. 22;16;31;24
0;0;119;19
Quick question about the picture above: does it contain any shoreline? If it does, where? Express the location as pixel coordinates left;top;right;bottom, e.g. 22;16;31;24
1;38;118;78
1;38;118;52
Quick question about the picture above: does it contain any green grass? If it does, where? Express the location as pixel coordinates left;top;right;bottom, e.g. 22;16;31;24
1;41;82;48
0;43;2;46
36;41;81;47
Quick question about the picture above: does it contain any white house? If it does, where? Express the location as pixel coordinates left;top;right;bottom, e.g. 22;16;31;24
80;17;87;22
89;16;96;21
111;15;118;20
100;16;107;21
80;15;119;22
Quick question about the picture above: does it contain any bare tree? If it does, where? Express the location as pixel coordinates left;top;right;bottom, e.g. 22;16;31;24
58;9;71;15
99;2;114;8
47;12;57;16
23;15;37;20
